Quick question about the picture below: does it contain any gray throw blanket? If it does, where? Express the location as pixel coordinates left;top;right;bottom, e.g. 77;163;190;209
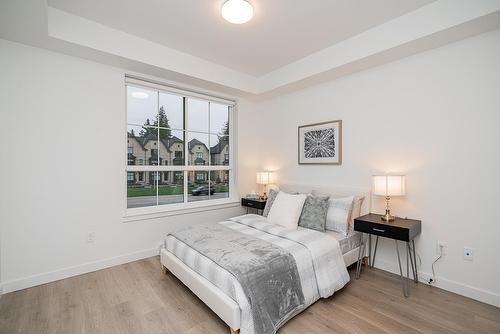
171;222;305;334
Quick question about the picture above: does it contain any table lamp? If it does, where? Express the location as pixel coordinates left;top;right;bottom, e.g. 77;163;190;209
372;175;406;221
256;171;273;200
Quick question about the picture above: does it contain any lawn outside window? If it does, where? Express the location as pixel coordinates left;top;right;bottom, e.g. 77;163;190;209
124;76;237;219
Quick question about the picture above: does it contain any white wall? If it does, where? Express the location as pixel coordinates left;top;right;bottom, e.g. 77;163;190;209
0;39;259;292
254;29;500;306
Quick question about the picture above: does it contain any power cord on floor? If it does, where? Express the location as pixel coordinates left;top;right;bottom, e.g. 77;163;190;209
428;244;444;285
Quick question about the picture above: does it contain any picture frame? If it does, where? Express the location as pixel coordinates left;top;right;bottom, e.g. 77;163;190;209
298;120;342;165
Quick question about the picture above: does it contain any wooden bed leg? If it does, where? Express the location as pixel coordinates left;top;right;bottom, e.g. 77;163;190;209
161;265;169;275
362;256;369;267
230;328;239;334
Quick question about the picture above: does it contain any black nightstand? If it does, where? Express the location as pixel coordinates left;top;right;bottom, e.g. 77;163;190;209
241;198;267;215
354;213;421;297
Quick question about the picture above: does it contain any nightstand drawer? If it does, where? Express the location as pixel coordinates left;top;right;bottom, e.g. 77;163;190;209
354;221;407;241
354;214;421;242
241;198;266;210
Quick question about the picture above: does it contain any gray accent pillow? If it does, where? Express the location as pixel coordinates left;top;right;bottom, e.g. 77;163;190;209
298;195;330;232
263;189;279;217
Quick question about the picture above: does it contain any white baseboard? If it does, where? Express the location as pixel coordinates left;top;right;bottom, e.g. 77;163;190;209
1;247;158;294
373;258;500;308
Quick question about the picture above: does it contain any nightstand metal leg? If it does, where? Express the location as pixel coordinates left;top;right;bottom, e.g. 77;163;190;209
412;240;418;283
406;241;411;296
372;236;379;268
368;235;372;267
356;234;362;278
407;242;416;283
356;233;366;279
395;240;409;297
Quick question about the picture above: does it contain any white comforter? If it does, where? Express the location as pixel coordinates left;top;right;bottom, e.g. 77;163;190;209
165;214;350;334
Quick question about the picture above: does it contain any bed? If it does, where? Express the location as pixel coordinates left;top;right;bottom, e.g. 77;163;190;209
160;185;370;334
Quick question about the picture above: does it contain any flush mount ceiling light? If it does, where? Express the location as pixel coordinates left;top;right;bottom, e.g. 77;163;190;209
131;91;149;99
222;0;253;24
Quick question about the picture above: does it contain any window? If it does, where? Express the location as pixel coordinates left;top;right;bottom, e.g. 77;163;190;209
126;78;234;211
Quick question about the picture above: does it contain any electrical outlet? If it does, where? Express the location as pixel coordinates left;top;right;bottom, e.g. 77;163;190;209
87;232;95;243
437;241;447;255
463;247;473;261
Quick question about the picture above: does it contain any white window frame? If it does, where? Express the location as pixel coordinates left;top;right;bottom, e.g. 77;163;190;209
124;76;238;221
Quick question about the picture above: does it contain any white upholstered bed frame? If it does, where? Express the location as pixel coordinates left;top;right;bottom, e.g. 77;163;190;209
160;185;370;333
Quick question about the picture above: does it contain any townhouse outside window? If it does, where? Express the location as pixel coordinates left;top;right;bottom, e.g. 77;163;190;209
125;77;235;212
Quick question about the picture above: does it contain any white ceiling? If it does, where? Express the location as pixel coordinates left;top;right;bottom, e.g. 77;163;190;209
47;0;436;76
3;0;498;96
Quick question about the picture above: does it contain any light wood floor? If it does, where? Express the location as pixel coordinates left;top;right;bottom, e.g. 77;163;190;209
1;257;499;334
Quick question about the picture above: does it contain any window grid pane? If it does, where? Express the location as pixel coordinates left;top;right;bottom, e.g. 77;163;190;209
126;86;158;128
188;171;210;203
187;132;209;166
159;91;184;131
127;171;158;208
158;171;184;206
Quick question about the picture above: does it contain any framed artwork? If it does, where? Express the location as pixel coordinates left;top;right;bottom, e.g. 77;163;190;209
298;120;342;165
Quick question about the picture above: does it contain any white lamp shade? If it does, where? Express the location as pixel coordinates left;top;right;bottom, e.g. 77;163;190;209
256;171;273;185
372;175;406;197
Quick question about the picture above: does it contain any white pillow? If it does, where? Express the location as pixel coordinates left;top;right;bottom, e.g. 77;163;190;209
325;196;354;235
267;191;307;229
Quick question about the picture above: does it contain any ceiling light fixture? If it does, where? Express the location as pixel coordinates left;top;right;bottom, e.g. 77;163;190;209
131;91;149;99
222;0;253;24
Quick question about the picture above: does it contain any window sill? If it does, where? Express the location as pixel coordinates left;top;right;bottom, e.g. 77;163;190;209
123;198;241;223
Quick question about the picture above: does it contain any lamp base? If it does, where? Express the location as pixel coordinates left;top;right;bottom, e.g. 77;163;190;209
381;213;395;222
381;198;395;222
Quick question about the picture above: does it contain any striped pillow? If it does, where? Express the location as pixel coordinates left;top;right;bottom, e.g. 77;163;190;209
325;196;354;236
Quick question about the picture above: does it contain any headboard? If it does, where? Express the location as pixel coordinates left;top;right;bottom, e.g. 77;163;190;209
278;183;371;216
